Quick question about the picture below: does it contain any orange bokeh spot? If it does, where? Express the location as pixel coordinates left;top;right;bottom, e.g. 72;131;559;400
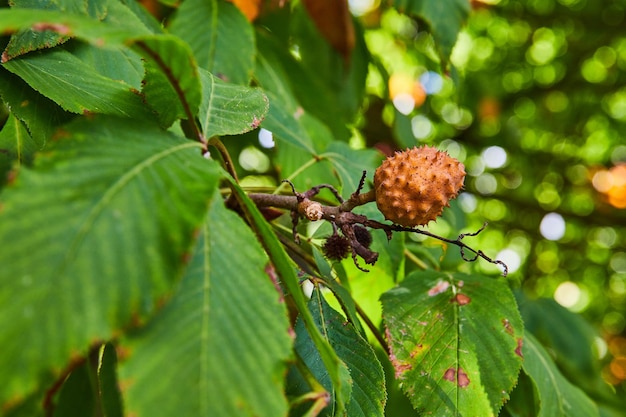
388;73;426;108
592;164;626;209
610;356;626;380
229;0;261;21
479;97;501;121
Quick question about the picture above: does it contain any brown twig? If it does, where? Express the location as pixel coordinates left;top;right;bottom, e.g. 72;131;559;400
247;181;508;275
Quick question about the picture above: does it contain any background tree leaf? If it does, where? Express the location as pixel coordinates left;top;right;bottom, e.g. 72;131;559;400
522;333;599;417
120;191;292;417
380;271;523;416
392;0;470;63
198;69;269;138
169;0;255;84
0;116;220;407
289;286;386;417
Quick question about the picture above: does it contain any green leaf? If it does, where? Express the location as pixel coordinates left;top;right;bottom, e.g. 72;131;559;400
120;191;292;417
133;35;202;127
323;141;380;199
290;6;370;134
53;361;96;417
380;271;523;416
290;287;386;417
70;42;144;90
392;0;470;62
522;333;599;417
227;179;351;416
262;91;316;154
98;343;123;417
0;67;72;141
0;7;152;49
169;0;255;84
198;69;269;138
0;114;39;185
0;116;220;407
3;49;154;119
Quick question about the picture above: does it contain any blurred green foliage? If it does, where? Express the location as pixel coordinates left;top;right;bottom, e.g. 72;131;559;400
234;0;626;394
356;0;626;392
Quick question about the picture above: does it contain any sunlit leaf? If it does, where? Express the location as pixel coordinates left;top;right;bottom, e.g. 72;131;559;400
0;116;220;406
381;271;523;416
169;0;254;84
120;192;292;417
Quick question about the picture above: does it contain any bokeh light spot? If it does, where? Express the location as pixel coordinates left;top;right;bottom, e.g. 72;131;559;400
419;71;444;94
481;146;507;168
554;281;581;308
258;128;275;148
540;212;566;240
411;115;433;139
496;248;522;273
475;173;498;195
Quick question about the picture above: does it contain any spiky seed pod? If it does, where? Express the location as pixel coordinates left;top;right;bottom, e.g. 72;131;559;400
373;146;466;226
322;234;351;261
353;225;373;248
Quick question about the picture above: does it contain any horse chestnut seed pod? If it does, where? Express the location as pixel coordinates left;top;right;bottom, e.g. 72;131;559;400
322;234;351;261
353;225;373;248
373;146;465;226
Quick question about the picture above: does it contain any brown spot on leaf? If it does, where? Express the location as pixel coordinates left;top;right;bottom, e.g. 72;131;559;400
515;337;524;358
452;293;471;305
389;353;412;379
428;279;450;296
502;319;514;335
409;344;423;358
443;368;456;382
31;22;72;35
457;368;470;387
443;367;471;387
250;115;262;129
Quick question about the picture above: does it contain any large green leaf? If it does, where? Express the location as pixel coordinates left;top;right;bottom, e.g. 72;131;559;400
380;271;523;416
169;0;255;84
289;287;386;417
0;116;220;407
522;333;599;417
198;69;269;138
133;35;202;127
3;48;154;119
392;0;470;62
120;191;291;417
